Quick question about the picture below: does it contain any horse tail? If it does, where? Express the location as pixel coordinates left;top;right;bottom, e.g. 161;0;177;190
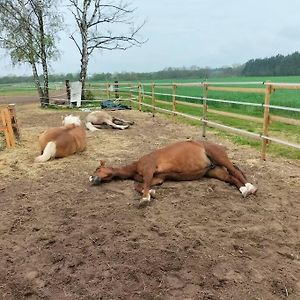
34;141;56;163
85;121;99;132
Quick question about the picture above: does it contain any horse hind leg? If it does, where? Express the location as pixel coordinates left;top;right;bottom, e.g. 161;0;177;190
105;119;128;130
205;145;257;196
233;163;247;181
86;121;99;131
229;164;257;195
113;117;134;125
205;166;254;198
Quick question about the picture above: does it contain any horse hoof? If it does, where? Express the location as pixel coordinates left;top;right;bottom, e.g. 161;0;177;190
138;197;151;208
245;183;257;195
149;189;156;198
239;186;251;198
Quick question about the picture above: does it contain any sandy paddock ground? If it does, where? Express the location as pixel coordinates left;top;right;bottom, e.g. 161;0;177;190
0;100;300;300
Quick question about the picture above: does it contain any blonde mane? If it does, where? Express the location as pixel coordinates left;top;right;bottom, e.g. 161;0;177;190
63;115;82;126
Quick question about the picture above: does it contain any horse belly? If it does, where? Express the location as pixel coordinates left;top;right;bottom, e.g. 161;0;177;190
156;146;211;174
164;169;209;181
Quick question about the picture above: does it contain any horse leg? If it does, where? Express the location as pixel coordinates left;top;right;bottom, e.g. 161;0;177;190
205;166;255;197
86;121;100;131
134;176;165;198
136;166;162;206
205;144;257;195
105;119;129;130
113;117;134;125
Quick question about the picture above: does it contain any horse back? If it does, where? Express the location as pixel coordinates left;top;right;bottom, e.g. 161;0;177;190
86;111;112;124
39;126;86;157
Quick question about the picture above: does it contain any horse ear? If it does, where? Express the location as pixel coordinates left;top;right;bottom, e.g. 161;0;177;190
100;160;105;167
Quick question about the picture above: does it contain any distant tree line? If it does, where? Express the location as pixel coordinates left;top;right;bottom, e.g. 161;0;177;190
89;65;243;82
0;65;243;84
242;52;300;76
1;51;300;84
0;73;80;85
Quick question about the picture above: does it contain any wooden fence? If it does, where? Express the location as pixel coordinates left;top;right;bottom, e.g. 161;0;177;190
0;104;20;149
108;81;299;160
64;80;300;160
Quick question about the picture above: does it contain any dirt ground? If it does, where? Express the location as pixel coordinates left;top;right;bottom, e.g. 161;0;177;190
0;98;300;300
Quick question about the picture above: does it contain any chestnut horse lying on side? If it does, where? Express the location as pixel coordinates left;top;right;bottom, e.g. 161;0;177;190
35;115;86;163
89;140;257;206
86;111;134;131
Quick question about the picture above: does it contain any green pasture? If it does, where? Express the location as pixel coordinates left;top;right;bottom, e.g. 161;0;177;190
135;77;300;119
0;82;61;96
0;83;37;96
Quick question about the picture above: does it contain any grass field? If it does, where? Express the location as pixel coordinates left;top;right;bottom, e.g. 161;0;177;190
138;76;300;118
0;82;61;96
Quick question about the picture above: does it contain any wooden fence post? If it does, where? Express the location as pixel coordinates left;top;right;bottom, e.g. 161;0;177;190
8;104;20;140
129;83;133;108
261;83;272;160
202;83;208;137
151;83;156;116
0;107;16;148
114;80;119;99
106;83;110;99
65;80;71;104
138;83;142;111
172;84;177;121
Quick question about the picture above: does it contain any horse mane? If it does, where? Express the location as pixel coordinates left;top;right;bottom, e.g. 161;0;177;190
63;115;82;127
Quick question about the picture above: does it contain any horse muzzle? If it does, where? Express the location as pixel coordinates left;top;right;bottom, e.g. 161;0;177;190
89;175;101;186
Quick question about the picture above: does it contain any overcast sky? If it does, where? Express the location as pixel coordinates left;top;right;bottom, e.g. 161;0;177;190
1;0;300;76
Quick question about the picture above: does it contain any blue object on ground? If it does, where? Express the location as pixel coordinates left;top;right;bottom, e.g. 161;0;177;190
101;100;131;110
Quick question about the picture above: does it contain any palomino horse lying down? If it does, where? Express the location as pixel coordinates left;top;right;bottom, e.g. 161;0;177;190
35;115;86;163
85;111;134;131
89;140;257;206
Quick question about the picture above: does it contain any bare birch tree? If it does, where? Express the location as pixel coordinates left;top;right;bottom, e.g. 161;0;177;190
68;0;145;99
0;0;63;107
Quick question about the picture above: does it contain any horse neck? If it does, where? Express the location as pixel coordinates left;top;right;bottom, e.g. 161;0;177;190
111;162;137;179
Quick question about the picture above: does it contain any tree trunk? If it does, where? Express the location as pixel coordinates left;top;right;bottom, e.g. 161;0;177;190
80;50;89;101
31;62;44;104
37;5;49;107
79;6;89;101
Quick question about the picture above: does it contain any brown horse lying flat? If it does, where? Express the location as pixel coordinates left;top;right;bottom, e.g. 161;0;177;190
89;140;257;206
35;115;86;163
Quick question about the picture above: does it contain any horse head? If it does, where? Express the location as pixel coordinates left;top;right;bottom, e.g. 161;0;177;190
62;115;82;127
89;160;113;185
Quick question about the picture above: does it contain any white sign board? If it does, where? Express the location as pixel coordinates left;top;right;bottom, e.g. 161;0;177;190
70;81;82;107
